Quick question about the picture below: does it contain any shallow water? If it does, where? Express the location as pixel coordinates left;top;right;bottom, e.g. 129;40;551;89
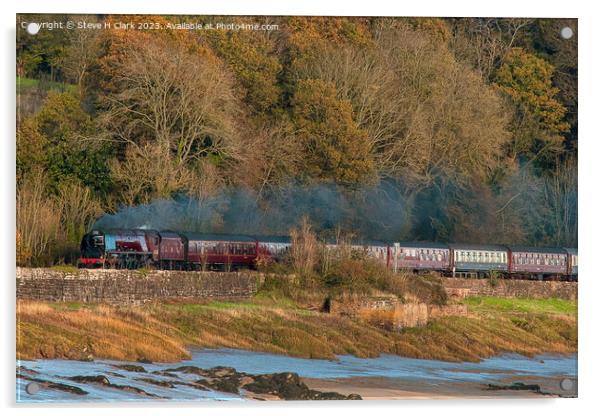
16;349;577;403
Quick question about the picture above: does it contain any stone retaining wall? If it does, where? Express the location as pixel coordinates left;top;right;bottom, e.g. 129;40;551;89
16;268;578;306
16;267;259;304
442;277;577;300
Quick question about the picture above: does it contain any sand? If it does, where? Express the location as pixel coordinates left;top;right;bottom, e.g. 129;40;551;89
303;375;575;400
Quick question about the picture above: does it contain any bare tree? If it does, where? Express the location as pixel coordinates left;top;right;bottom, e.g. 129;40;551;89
542;159;577;246
16;171;60;265
55;181;103;237
102;36;245;202
297;23;510;191
448;18;533;79
57;20;103;98
290;217;318;282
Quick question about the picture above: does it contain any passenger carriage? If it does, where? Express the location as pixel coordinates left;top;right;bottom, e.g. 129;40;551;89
508;246;568;279
450;244;508;277
392;242;450;273
156;231;186;269
183;233;257;271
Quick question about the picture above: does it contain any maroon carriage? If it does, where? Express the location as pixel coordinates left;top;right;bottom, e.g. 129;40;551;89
392;242;451;273
157;231;187;269
508;246;568;278
183;233;258;271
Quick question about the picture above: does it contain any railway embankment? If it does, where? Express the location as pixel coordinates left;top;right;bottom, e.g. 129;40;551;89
16;267;577;304
16;267;577;363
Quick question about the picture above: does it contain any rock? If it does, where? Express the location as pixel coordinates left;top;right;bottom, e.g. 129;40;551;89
195;377;241;395
193;369;244;395
150;365;362;400
78;354;94;362
68;374;159;397
172;381;209;391
244;372;307;399
486;382;551;395
166;365;206;376
69;375;110;385
109;384;159;397
111;364;147;373
18;373;88;396
136;377;175;388
17;366;38;376
243;372;357;400
204;366;238;378
137;358;153;364
151;370;180;378
308;391;349;400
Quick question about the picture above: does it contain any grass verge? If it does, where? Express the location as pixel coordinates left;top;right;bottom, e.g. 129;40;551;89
463;296;577;315
17;294;577;363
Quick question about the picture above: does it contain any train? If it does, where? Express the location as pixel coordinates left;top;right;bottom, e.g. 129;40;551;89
79;229;578;281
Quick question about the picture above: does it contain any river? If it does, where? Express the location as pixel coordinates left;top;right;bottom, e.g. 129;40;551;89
16;348;577;402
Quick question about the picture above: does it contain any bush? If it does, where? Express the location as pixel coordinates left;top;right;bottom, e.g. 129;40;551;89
319;252;413;300
403;274;448;305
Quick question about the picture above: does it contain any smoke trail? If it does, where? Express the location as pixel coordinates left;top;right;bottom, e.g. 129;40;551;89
93;182;412;241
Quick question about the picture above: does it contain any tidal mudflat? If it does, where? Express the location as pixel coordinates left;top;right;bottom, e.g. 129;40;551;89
17;348;577;402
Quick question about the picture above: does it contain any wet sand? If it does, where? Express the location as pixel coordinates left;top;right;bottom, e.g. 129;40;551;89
303;375;577;400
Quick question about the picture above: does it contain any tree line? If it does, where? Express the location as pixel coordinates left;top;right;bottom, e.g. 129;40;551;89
16;15;577;266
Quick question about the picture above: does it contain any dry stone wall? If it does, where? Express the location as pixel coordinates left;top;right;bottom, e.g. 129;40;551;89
16;267;259;304
442;277;577;300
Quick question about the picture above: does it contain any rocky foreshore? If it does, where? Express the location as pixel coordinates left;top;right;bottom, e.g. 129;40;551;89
17;364;362;401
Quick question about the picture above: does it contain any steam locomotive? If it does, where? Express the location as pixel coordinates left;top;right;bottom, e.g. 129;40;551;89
79;229;578;280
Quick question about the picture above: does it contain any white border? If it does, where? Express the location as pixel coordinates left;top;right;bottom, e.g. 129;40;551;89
3;1;601;416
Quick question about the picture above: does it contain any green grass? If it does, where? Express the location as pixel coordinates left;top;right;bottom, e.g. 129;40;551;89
49;302;85;311
463;296;577;316
49;265;80;274
17;294;578;363
16;76;38;88
161;301;264;313
16;76;77;93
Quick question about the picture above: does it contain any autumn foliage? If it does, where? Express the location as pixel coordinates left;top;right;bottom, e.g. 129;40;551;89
16;15;577;265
